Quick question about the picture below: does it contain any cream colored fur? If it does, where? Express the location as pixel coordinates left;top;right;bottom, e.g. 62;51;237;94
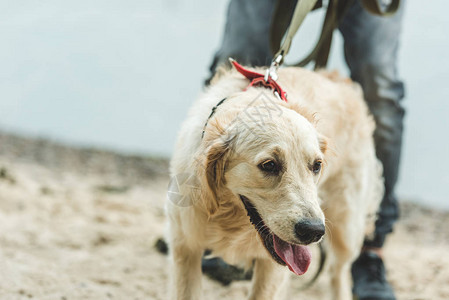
166;66;383;300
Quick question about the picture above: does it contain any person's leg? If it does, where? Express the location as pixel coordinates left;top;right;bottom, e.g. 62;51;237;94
339;1;406;299
208;0;275;79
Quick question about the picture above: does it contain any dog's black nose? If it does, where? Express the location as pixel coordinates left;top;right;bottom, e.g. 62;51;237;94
295;219;325;244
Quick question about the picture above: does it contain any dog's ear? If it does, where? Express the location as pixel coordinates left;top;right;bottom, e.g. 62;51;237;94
200;138;233;216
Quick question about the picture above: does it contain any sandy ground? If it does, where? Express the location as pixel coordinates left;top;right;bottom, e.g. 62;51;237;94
0;132;448;300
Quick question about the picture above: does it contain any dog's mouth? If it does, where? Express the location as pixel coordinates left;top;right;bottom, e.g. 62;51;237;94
239;195;311;276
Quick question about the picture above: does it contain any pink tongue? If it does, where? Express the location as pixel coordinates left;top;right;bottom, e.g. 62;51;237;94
273;235;311;275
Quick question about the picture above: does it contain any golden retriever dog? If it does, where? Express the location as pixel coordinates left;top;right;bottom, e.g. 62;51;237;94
166;64;383;300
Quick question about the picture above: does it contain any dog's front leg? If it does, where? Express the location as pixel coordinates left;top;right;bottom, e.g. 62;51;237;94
168;238;203;300
325;216;361;300
247;258;289;300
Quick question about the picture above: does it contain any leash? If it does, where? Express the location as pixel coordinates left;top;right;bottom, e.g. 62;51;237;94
269;0;401;70
271;0;319;67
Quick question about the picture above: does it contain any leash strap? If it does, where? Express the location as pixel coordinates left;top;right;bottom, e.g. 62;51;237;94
270;0;401;69
273;0;319;65
292;0;355;69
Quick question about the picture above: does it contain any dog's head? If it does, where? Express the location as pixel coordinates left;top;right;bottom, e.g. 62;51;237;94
199;93;328;275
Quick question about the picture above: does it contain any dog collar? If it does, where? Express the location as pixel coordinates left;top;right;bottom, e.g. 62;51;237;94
201;97;227;138
230;59;288;102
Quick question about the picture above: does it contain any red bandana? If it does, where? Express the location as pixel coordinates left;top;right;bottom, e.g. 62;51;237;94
230;60;288;102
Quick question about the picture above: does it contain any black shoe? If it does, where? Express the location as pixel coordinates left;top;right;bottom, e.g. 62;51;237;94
201;256;252;286
352;251;396;300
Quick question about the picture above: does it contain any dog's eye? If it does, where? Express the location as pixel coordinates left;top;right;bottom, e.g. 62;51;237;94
311;160;322;174
259;160;279;174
